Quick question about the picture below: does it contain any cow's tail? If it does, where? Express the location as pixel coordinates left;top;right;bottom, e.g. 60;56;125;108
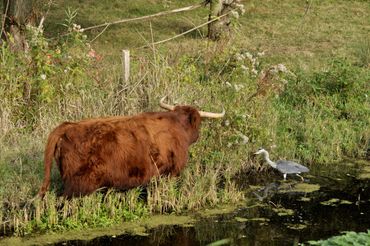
38;123;70;198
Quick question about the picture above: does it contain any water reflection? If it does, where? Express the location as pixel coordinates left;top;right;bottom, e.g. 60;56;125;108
253;182;280;201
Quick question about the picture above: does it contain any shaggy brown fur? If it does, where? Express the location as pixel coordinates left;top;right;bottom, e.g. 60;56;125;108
38;106;202;198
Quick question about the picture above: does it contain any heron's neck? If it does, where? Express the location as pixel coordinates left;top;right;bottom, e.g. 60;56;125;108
262;151;277;168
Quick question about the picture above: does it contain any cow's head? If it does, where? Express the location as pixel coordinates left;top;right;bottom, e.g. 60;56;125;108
159;96;225;143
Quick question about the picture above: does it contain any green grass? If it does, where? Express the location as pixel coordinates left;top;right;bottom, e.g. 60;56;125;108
0;0;369;237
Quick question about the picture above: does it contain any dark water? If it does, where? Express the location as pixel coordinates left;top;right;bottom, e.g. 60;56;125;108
54;162;370;245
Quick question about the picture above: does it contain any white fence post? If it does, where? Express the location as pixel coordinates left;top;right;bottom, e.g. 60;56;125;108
122;49;130;83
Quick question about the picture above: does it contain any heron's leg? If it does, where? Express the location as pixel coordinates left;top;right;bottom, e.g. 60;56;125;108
296;173;304;182
283;173;287;180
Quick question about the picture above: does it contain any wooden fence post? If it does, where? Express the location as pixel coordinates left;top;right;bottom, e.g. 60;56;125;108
122;49;130;83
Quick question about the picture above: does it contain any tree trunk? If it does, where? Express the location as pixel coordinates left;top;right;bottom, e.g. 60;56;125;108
2;0;35;102
207;0;241;41
2;0;34;51
207;0;224;41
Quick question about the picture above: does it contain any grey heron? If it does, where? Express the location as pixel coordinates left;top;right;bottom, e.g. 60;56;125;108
254;148;309;180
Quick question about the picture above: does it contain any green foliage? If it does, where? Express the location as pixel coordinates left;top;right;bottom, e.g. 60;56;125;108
307;230;370;245
276;59;369;163
0;11;103;132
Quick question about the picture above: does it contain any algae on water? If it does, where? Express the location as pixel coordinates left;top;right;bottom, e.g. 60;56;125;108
234;217;270;223
298;197;312;202
278;183;320;194
320;198;341;206
272;207;295;216
285;223;308;230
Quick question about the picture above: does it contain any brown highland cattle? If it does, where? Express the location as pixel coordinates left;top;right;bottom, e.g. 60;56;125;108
38;97;224;198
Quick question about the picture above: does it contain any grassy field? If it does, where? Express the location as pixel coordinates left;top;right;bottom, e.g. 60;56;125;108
0;0;369;236
43;0;370;67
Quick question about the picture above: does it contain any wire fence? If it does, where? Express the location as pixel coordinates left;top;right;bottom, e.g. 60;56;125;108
81;1;232;48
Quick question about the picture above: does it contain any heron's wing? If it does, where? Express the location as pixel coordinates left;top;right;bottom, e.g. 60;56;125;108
276;160;309;174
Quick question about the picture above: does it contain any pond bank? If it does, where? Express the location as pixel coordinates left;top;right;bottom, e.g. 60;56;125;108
0;202;246;245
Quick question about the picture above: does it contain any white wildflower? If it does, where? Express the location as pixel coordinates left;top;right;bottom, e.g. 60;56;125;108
40;74;46;80
235;54;244;61
251;68;258;75
72;23;83;32
236;4;246;15
238;132;249;145
240;65;249;71
277;64;288;73
245;52;253;61
231;10;240;19
234;84;244;91
257;51;266;57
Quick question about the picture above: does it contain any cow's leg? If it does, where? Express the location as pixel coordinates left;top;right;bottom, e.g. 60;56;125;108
63;173;103;197
168;152;188;176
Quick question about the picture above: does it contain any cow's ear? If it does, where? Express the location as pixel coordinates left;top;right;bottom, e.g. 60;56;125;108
188;111;201;128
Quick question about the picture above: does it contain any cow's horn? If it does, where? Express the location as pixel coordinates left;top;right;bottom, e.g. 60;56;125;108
198;108;225;118
159;96;175;111
160;96;225;118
